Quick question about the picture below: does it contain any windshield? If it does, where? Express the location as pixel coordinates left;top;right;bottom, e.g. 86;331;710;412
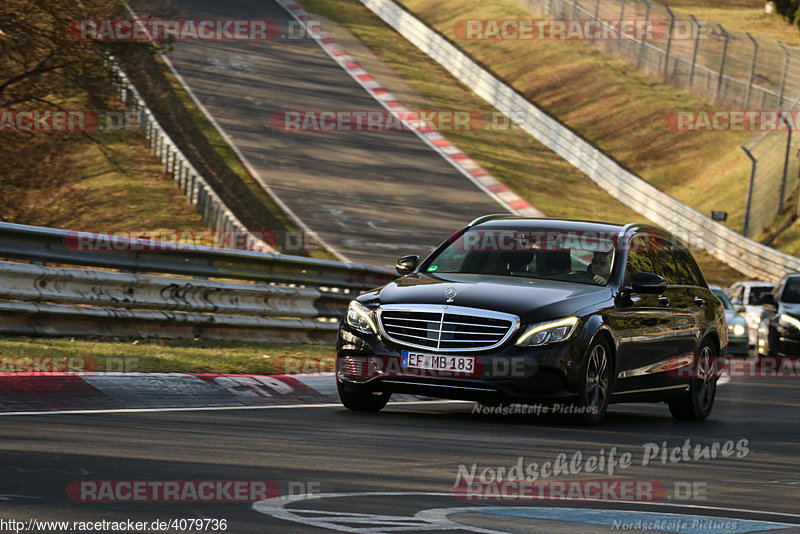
781;278;800;304
711;288;734;310
424;227;616;286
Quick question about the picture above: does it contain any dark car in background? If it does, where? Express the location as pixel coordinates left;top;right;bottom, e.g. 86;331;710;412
711;286;750;357
757;274;800;357
336;216;726;424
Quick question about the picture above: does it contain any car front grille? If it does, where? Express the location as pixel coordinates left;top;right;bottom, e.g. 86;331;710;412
378;305;519;352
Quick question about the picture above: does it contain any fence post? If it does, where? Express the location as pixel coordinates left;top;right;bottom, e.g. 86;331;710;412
716;26;729;103
688;15;701;86
637;1;651;68
780;115;793;213
778;42;790;109
594;0;600;20
572;0;579;19
744;33;758;108
741;146;757;237
663;6;675;76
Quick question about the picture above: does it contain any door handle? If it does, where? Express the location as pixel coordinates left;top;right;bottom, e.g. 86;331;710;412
658;296;670;307
694;297;705;307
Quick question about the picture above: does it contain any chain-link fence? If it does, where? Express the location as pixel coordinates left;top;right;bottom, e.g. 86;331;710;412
523;0;800;238
741;97;800;239
525;0;800;108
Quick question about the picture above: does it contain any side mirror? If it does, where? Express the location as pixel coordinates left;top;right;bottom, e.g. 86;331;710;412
631;271;666;294
395;255;419;275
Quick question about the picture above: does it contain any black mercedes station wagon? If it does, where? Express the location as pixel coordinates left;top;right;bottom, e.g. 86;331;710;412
336;216;726;424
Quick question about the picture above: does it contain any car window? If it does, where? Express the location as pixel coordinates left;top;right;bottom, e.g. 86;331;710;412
650;236;680;285
711;289;733;310
749;286;773;305
781;279;800;304
425;226;616;286
671;243;706;287
623;233;655;286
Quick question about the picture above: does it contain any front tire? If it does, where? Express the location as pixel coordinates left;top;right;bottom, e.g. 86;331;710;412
669;340;717;421
575;337;612;425
337;380;390;412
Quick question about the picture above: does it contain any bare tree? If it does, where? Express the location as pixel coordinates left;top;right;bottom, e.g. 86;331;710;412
0;0;139;108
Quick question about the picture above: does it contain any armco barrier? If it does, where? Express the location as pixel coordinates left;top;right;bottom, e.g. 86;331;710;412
107;61;274;254
358;0;800;282
0;222;396;343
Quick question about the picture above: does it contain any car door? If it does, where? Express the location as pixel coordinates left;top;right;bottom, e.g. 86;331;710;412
610;232;677;388
668;240;708;358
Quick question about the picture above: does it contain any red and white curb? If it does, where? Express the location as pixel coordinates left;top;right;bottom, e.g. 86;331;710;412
0;372;338;413
275;0;544;218
0;372;432;414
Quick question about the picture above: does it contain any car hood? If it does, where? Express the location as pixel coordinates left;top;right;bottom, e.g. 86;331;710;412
779;302;800;318
366;272;613;322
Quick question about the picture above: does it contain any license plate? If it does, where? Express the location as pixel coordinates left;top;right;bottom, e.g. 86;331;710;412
401;351;475;373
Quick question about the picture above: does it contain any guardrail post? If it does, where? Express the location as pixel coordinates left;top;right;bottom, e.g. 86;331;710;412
778;42;790;109
688;15;701;86
780;115;793;213
663;6;675;76
593;0;600;20
741;146;757;237
571;0;579;19
637;1;651;68
716;27;729;103
744;33;758;108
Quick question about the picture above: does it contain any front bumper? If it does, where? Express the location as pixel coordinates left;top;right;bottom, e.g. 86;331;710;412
335;324;588;404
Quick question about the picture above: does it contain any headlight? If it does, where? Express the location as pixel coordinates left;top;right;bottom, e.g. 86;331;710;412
731;324;746;337
779;314;800;331
345;300;378;334
516;316;579;347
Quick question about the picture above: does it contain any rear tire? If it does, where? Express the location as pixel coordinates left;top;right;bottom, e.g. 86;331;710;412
337;380;390;412
575;337;612;426
669;340;716;421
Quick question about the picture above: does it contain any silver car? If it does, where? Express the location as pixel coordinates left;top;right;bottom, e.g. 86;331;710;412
726;281;775;348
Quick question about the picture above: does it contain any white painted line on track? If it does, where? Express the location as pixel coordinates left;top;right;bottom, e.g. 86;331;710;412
0;399;469;417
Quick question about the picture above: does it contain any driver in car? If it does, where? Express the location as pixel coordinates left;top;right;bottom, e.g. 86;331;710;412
590;250;612;285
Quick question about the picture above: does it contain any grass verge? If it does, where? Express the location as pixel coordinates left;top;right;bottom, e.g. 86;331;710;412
0;337;335;375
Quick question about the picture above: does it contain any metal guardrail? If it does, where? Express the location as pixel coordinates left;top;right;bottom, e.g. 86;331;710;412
358;0;800;282
0;222;396;343
107;62;275;254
